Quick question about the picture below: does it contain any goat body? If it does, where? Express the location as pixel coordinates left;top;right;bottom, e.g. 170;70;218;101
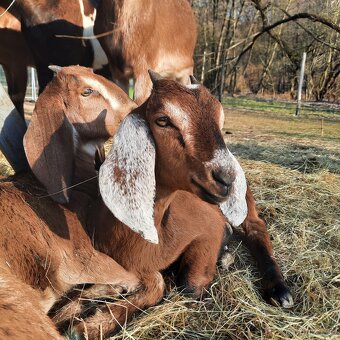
54;76;291;339
94;0;197;104
0;0;109;95
0;66;140;338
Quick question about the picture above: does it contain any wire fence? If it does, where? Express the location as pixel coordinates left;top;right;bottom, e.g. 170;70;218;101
0;65;39;101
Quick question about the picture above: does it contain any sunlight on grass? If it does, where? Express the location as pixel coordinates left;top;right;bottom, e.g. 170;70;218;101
222;96;340;118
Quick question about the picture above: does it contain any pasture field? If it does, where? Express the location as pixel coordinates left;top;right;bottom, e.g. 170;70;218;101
0;102;339;339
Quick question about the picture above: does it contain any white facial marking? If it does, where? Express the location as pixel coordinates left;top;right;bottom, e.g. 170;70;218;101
186;84;200;90
80;75;120;110
99;114;158;244
79;0;108;70
164;102;189;129
206;149;248;227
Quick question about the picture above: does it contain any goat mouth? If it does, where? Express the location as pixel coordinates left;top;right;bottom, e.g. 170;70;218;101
191;178;227;204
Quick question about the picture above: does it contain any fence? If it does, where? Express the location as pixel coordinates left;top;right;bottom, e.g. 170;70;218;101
0;65;39;101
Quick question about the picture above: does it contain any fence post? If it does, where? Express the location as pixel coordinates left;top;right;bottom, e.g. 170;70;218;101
31;67;37;102
0;83;29;173
295;52;307;116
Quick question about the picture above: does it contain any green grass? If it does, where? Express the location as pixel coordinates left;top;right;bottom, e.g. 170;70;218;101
222;96;340;118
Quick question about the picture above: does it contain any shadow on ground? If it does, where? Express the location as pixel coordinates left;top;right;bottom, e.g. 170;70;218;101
229;142;340;174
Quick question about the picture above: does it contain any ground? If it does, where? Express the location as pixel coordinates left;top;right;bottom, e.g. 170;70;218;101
0;99;339;339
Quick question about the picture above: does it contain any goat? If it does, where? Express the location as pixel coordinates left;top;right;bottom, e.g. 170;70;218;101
0;0;109;95
0;5;34;117
54;72;292;339
94;0;196;104
0;66;140;338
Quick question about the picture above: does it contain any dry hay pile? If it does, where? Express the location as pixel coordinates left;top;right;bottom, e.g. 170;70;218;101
0;109;339;340
106;161;339;340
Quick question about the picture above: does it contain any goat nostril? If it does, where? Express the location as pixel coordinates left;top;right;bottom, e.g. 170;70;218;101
212;169;235;189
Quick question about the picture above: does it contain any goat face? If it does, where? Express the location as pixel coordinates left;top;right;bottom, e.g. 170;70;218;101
49;65;136;139
99;73;247;244
24;65;136;204
146;79;238;204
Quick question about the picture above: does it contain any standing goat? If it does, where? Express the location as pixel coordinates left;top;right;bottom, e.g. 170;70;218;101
94;0;196;104
55;73;292;338
0;0;109;95
0;66;140;338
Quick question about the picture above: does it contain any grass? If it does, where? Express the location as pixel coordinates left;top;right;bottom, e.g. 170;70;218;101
0;103;339;339
222;96;340;119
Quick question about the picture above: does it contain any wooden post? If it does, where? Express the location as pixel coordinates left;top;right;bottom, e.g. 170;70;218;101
0;83;29;173
295;52;307;116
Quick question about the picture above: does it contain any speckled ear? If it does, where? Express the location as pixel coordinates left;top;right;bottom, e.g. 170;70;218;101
99;113;158;244
219;152;248;227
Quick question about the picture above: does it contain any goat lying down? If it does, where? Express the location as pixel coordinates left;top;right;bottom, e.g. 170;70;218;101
0;66;140;339
54;72;293;339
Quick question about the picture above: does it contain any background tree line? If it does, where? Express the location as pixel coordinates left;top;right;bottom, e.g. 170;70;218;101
190;0;340;102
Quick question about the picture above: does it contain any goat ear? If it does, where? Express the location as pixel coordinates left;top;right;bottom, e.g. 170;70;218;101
48;65;62;74
148;69;163;84
219;152;248;227
23;86;74;204
99;113;158;244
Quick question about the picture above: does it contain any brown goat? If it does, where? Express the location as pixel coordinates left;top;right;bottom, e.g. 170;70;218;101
0;66;140;338
52;74;292;339
94;0;196;104
0;0;110;96
0;5;34;117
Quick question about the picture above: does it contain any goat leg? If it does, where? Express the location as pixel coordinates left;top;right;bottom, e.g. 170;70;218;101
63;272;165;339
3;63;27;118
0;267;63;339
176;223;229;297
238;185;293;308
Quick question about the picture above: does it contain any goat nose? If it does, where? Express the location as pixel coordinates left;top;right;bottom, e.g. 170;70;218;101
212;169;235;191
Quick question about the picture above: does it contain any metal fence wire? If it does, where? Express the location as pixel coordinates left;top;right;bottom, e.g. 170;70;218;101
0;65;39;101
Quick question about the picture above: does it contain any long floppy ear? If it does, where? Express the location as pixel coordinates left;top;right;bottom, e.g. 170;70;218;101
99;113;158;244
219;152;248;227
23;87;74;204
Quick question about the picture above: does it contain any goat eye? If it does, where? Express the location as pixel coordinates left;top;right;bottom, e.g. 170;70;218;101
81;88;94;97
155;116;170;127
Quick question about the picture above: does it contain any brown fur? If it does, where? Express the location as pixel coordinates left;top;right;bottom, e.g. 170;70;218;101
0;66;140;338
0;0;108;95
94;0;197;104
53;79;291;338
0;5;34;116
54;79;236;338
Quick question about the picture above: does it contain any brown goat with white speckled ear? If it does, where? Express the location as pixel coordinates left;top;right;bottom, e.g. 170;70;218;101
0;66;140;339
54;72;292;338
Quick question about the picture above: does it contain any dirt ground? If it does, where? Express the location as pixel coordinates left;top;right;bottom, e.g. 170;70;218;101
0;105;339;339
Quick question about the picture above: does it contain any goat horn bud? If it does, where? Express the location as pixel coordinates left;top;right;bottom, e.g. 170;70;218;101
148;69;163;84
189;75;200;85
48;65;62;73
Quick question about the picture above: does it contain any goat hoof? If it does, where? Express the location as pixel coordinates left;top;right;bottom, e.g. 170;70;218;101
265;282;294;308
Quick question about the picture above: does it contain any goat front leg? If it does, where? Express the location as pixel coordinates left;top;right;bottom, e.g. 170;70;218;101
63;272;165;339
176;225;228;298
239;185;293;308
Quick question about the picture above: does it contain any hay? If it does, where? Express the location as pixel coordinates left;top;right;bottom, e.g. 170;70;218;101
0;152;14;177
106;160;339;340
